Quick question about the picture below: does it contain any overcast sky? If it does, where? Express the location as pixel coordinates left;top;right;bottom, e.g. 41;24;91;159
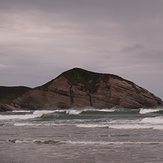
0;0;163;99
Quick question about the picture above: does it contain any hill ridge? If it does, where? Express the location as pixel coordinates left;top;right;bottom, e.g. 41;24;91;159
0;68;162;111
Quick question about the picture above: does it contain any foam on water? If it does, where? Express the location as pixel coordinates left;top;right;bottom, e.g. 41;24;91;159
8;139;32;144
33;110;56;115
66;140;163;145
109;124;153;129
0;110;57;121
76;116;163;130
65;108;116;115
76;123;153;129
12;110;32;113
98;109;116;112
14;122;50;126
76;124;109;128
8;139;163;145
8;139;64;145
0;113;40;120
13;122;63;127
139;108;162;114
66;109;82;115
140;116;163;124
153;125;163;130
110;116;163;130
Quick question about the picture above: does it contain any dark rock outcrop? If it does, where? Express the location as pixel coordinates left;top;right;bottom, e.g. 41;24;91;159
11;68;162;110
0;103;13;112
0;86;32;104
0;86;32;112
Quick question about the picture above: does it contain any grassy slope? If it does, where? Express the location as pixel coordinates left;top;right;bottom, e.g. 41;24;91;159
39;68;129;93
36;67;137;93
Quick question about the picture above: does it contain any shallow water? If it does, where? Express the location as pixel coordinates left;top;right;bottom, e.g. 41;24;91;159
0;108;163;163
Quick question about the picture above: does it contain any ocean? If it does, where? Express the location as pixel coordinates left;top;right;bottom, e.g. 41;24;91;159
0;108;163;163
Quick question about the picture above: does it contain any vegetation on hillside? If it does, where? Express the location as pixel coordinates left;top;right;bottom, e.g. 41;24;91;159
0;86;31;104
36;67;137;93
61;68;123;93
35;79;54;90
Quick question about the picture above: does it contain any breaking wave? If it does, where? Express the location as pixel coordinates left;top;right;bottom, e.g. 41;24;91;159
75;115;163;130
141;116;163;124
0;108;163;128
139;108;163;114
0;110;57;120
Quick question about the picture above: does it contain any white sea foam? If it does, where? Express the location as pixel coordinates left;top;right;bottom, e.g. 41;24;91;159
108;119;140;124
33;110;56;115
8;139;163;145
140;116;163;124
109;124;152;129
14;122;62;127
0;110;56;121
76;124;109;128
153;125;163;130
14;123;35;126
66;108;116;114
66;140;163;145
66;109;82;115
0;114;40;120
83;108;116;112
12;110;31;113
15;140;32;143
8;139;33;144
109;116;163;130
13;122;49;126
99;109;115;112
139;108;161;114
76;116;163;130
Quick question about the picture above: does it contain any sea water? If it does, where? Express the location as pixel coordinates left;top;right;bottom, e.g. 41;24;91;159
0;108;163;163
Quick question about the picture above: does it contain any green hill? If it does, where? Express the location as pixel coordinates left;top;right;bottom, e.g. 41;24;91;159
0;86;32;104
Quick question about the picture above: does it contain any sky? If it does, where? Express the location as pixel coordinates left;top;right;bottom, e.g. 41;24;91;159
0;0;163;99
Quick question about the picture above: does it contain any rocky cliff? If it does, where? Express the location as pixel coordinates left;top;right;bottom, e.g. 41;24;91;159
0;86;31;104
0;103;11;112
10;68;162;110
0;86;32;111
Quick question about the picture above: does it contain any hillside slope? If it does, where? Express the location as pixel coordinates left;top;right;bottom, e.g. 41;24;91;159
11;68;162;110
0;86;31;111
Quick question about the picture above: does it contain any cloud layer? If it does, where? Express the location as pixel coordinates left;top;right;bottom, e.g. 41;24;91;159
0;0;163;99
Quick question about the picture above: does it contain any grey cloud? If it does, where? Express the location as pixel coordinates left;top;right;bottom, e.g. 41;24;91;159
2;0;163;24
0;0;163;99
122;44;163;64
121;44;145;53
